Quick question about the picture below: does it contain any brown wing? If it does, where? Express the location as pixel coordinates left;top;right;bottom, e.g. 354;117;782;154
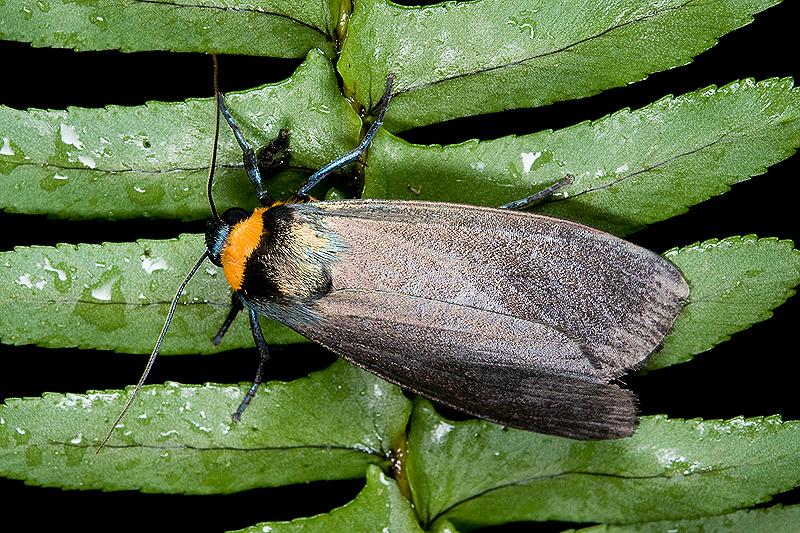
315;200;688;377
252;200;688;439
292;288;639;439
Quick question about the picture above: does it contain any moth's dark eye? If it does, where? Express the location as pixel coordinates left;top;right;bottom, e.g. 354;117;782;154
222;207;249;225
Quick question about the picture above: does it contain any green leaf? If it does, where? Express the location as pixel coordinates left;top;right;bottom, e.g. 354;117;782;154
339;0;780;130
652;236;800;370
0;0;336;57
0;234;305;354
231;465;423;532
0;361;411;493
405;401;800;530
0;50;361;220
364;78;800;236
570;504;800;533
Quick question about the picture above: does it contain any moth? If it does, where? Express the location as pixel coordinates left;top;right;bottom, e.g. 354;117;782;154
100;72;687;450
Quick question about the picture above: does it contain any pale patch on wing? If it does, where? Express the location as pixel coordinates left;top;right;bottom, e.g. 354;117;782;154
317;200;687;376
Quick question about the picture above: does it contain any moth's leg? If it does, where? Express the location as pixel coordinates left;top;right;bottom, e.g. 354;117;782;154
217;93;274;206
212;293;243;346
296;74;395;198
499;174;574;210
232;307;270;421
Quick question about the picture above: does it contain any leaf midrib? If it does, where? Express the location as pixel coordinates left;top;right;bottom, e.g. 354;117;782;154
1;297;226;307
566;133;732;199
428;461;744;526
394;0;695;98
62;441;383;454
128;0;328;37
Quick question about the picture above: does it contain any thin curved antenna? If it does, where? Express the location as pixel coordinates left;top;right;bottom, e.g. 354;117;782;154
96;251;210;454
207;53;221;222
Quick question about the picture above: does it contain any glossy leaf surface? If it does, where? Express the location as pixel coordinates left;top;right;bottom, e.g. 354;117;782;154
0;51;360;220
0;361;411;492
364;78;800;236
340;0;779;130
0;0;336;57
406;401;800;530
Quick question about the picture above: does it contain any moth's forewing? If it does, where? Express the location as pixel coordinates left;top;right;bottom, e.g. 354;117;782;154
318;201;687;374
249;200;688;439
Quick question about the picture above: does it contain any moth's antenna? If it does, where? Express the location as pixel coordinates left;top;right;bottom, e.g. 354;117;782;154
96;251;210;454
207;53;221;222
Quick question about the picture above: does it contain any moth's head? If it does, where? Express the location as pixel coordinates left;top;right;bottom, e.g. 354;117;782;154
206;207;266;291
205;207;248;266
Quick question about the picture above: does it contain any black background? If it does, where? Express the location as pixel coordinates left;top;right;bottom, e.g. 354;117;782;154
1;2;799;531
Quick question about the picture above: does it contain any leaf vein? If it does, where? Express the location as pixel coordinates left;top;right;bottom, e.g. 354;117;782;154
565;132;733;199
58;441;382;456
128;0;327;37
396;0;695;97
431;463;738;524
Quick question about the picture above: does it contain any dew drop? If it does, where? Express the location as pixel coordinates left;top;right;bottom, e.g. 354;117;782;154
521;151;541;173
89;14;108;30
43;258;68;281
14;427;31;445
16;274;33;288
141;256;167;274
77;154;96;168
0;137;14;156
25;445;43;466
91;280;114;301
60;123;83;149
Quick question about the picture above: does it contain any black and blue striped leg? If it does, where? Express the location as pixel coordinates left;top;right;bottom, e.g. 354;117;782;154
232;307;270;422
296;74;395;198
217;93;274;206
212;293;243;346
499;174;574;210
